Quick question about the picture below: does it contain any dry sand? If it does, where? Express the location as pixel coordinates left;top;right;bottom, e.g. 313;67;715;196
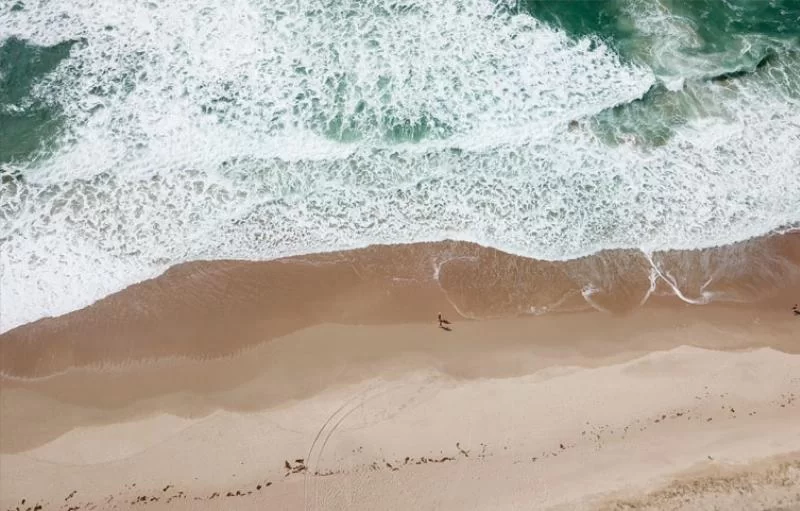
2;235;800;510
2;315;800;510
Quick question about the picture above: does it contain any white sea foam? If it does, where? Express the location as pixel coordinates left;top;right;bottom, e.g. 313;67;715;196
1;0;799;331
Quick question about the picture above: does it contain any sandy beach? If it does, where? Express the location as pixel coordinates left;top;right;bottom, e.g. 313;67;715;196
4;0;800;507
2;236;800;510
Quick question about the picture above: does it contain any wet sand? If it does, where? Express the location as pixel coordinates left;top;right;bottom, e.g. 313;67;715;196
2;231;799;377
1;232;800;510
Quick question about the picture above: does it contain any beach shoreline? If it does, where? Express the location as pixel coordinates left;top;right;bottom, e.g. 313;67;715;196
2;232;800;510
3;0;800;507
2;231;799;377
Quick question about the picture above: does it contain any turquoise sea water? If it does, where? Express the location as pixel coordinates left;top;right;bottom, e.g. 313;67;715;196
1;0;799;329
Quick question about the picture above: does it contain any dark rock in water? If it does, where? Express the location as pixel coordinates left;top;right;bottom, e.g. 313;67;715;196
710;51;776;83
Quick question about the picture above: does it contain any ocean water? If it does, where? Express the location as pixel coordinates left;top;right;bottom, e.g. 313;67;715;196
1;0;799;331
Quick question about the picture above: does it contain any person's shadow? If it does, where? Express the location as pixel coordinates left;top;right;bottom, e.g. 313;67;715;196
439;325;452;332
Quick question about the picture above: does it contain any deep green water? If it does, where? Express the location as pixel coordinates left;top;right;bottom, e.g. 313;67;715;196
0;37;76;164
2;0;799;159
522;0;800;52
522;0;800;146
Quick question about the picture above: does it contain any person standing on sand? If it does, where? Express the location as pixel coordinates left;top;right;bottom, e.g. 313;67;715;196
438;313;451;328
793;304;800;316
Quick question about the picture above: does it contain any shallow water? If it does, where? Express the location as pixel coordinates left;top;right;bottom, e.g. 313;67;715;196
1;0;799;330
